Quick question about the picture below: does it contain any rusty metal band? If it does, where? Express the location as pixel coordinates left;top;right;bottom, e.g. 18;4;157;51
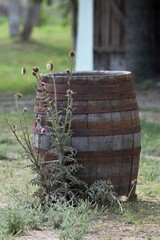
72;126;141;137
37;81;134;94
32;149;139;177
69;102;138;114
37;84;134;95
78;172;138;181
39;74;133;85
36;91;136;101
34;102;138;114
76;147;141;158
32;125;141;135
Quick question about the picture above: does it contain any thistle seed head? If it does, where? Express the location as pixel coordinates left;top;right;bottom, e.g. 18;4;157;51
32;66;39;77
15;93;23;99
40;127;46;134
32;70;37;76
23;107;27;113
68;50;75;57
131;179;137;185
66;89;74;96
32;66;39;73
109;185;114;192
36;117;41;123
21;67;26;75
46;62;53;71
66;68;71;76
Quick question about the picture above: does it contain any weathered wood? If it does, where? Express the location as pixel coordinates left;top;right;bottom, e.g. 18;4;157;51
94;46;126;53
33;71;141;198
109;0;126;27
94;0;126;70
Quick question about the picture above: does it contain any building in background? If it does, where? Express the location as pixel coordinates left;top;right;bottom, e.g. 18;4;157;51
76;0;160;81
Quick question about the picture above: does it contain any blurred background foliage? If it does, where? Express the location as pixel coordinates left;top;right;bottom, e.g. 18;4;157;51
0;0;77;93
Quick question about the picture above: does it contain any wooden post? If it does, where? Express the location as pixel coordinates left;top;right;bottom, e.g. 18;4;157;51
75;0;94;71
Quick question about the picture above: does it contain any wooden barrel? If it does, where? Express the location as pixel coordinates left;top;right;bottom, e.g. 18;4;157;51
33;71;141;198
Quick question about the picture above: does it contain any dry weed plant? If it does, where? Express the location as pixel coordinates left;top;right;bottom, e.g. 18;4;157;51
6;51;122;211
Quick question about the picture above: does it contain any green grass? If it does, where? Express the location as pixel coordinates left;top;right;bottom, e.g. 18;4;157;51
0;6;72;94
137;120;160;201
0;110;33;161
139;107;160;113
141;120;160;156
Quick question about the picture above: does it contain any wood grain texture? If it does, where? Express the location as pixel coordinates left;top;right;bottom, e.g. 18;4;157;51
94;0;126;70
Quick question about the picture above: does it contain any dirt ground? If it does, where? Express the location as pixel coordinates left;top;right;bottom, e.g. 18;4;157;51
15;221;160;240
1;89;160;240
137;89;160;123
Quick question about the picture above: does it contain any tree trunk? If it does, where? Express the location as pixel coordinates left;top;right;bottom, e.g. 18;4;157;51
154;0;160;74
71;0;78;50
21;2;41;41
9;0;20;36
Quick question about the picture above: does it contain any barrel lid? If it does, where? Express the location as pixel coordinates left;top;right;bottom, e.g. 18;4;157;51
41;70;131;77
39;71;132;84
